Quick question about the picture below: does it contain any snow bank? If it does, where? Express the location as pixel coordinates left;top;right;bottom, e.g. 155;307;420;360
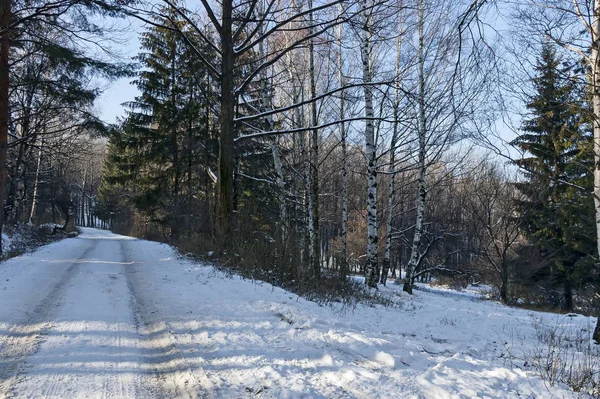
0;229;596;398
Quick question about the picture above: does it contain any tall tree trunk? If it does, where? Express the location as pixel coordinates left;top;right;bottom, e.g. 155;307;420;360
340;112;349;280
382;162;395;285
382;150;396;285
293;74;308;277
170;37;181;239
301;105;312;280
0;1;10;256
308;0;320;281
362;0;378;288
404;0;426;294
591;2;600;344
337;12;348;280
204;76;212;221
382;27;403;286
215;0;235;246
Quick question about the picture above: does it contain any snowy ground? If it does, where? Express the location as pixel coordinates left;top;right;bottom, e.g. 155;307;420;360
0;228;597;398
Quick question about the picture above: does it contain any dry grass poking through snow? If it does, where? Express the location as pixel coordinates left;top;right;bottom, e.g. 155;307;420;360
525;316;600;396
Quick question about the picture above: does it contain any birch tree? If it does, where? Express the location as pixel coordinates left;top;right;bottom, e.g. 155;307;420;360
401;0;489;293
403;0;428;294
347;0;406;287
359;0;379;288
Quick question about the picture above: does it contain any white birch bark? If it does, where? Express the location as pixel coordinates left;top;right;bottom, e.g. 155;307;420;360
361;0;378;288
590;0;600;344
403;0;426;294
28;142;43;224
301;91;313;279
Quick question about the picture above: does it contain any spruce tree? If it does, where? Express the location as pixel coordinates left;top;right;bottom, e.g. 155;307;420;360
512;43;596;311
105;4;214;238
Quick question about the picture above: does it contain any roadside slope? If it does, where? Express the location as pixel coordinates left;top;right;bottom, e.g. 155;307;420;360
119;234;591;398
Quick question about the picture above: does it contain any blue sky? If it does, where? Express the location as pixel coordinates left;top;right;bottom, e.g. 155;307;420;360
95;17;142;125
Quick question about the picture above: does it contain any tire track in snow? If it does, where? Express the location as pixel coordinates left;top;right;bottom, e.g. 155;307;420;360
121;240;210;399
0;238;98;398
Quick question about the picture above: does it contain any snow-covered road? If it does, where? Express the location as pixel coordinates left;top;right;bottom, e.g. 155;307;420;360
0;228;594;398
0;228;168;398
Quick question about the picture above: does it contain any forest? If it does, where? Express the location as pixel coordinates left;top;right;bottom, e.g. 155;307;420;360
1;0;600;344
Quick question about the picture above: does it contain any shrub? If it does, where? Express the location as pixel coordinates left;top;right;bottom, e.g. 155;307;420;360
2;223;79;260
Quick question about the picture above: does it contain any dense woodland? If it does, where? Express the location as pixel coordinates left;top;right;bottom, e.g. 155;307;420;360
1;0;600;343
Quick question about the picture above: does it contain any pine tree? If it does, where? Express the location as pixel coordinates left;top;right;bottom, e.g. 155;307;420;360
512;43;596;311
